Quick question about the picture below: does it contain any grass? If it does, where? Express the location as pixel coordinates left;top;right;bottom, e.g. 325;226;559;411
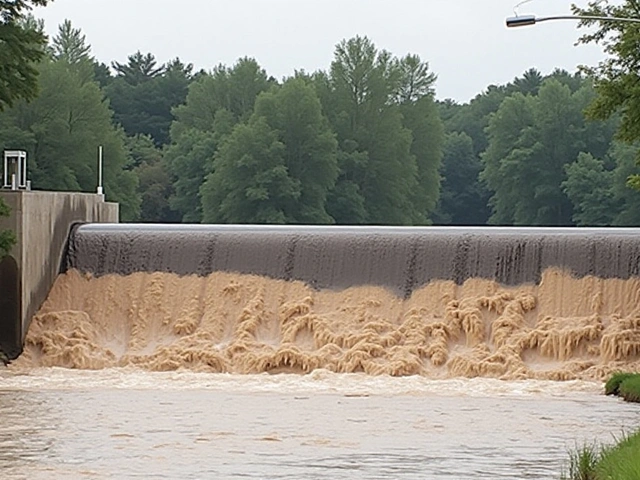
561;373;640;479
596;431;640;480
561;443;601;480
561;431;640;480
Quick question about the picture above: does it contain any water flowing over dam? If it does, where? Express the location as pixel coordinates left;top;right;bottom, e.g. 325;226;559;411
17;225;640;380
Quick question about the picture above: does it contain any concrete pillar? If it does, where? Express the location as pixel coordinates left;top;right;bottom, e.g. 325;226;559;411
0;191;119;358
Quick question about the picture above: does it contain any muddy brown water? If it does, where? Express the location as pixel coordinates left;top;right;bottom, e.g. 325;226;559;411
1;370;639;480
5;225;640;478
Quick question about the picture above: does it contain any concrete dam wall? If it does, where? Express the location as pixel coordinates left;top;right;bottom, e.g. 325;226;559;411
66;224;640;294
0;191;118;358
4;222;640;380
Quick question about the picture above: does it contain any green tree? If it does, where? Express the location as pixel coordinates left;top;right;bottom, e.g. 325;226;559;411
563;152;618;226
126;134;177;222
482;80;608;226
0;56;140;220
322;36;420;225
434;132;490;225
172;57;271;138
0;2;49;110
572;1;640;145
202;78;338;224
164;128;218;222
105;52;192;145
51;19;90;65
481;92;535;224
253;78;338;223
167;58;271;221
610;143;640;225
201;118;299;224
509;68;543;96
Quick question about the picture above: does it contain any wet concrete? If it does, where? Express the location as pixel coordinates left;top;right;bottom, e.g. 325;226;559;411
65;225;640;295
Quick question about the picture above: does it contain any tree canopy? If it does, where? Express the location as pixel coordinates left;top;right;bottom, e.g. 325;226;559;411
0;1;50;110
1;16;639;228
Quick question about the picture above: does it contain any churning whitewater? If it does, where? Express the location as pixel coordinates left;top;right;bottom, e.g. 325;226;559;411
16;267;640;380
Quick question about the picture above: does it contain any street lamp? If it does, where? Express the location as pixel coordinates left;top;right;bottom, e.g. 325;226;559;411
506;14;640;28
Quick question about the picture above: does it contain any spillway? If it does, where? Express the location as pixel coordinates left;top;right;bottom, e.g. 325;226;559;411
15;225;640;380
64;225;640;295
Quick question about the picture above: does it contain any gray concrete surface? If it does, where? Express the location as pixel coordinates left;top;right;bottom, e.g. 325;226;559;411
0;191;118;358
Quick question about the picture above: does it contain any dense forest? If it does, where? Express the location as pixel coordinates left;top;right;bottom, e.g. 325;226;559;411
2;16;640;227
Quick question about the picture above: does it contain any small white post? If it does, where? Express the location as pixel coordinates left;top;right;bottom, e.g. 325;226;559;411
11;173;16;191
97;145;104;195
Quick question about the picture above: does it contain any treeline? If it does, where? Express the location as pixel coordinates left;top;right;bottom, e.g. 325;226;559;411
1;19;639;226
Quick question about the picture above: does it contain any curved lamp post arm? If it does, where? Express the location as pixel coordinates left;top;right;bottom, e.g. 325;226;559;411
506;14;640;28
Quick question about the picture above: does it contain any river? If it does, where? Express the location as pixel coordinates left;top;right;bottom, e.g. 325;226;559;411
1;368;638;479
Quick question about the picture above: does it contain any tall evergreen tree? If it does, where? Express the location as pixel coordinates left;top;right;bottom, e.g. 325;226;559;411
0;5;48;110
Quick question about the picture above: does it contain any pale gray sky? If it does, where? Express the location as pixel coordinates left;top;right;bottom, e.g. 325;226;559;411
34;0;609;102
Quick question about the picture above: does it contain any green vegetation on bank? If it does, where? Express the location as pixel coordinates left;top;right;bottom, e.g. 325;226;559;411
605;372;640;403
562;430;640;480
562;373;640;479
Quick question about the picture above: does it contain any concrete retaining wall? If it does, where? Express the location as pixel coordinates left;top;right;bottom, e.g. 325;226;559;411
0;191;118;358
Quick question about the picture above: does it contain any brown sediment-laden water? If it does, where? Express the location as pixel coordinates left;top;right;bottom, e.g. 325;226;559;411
3;225;640;478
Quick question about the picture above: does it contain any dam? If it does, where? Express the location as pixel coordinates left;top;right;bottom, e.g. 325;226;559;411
4;218;640;478
0;191;118;359
13;223;640;380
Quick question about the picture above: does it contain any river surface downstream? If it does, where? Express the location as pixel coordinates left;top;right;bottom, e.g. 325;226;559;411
1;369;639;480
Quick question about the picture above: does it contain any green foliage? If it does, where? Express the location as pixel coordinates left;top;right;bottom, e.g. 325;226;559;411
252;78;338;223
0;1;49;22
321;36;441;225
172;58;271;137
572;1;640;144
105;53;193;145
595;430;640;479
0;197;16;259
126;135;176;222
0;6;48;110
618;375;640;403
0;56;140;220
434;132;490;225
51;19;91;65
561;429;640;480
202;118;298;224
604;372;637;396
164;128;218;222
563;153;617;226
202;78;337;224
482;79;613;225
561;443;601;480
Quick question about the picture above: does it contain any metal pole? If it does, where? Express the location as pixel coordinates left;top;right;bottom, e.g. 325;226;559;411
97;145;103;195
506;14;640;28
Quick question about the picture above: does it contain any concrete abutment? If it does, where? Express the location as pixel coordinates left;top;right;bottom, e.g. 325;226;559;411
0;191;118;358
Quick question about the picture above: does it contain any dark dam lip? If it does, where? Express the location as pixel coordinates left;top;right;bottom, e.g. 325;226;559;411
64;225;640;296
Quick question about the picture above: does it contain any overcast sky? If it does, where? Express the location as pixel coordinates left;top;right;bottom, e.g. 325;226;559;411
34;0;610;102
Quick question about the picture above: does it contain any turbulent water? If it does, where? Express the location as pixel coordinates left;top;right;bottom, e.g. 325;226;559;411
0;369;639;480
16;268;640;380
7;227;640;478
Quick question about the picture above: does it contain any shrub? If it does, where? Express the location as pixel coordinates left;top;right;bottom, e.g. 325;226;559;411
618;376;640;403
604;372;637;396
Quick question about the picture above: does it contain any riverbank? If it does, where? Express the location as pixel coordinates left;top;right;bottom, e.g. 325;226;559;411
563;429;640;480
563;372;640;479
605;372;640;403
